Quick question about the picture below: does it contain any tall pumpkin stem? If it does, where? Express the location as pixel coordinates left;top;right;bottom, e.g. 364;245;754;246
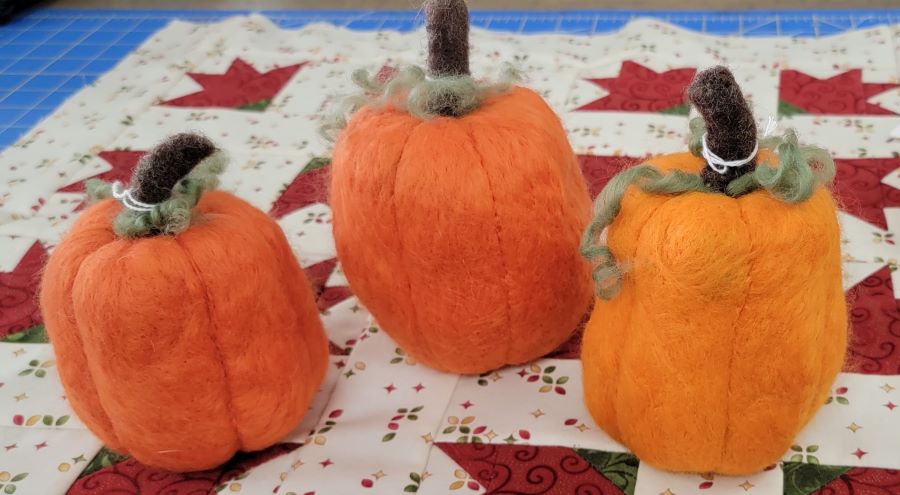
687;66;757;193
425;0;471;80
129;133;217;204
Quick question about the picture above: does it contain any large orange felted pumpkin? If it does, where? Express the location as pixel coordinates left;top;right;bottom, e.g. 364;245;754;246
327;0;592;374
40;133;328;472
580;67;847;475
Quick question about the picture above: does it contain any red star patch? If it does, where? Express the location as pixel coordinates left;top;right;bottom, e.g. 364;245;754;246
847;267;900;376
886;401;897;411
160;58;305;111
832;158;900;230
412;383;425;393
0;242;47;338
384;384;397;394
578;154;643;200
57;150;145;194
269;158;330;219
439;444;622;493
779;69;899;116
303;258;339;297
575;61;696;114
318;286;354;314
852;448;868;459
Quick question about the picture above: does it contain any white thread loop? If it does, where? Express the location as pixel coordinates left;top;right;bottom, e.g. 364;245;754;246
701;133;759;175
763;115;778;137
111;182;156;212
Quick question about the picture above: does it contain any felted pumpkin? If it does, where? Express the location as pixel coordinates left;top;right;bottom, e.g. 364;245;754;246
326;0;592;375
580;67;847;475
40;133;329;472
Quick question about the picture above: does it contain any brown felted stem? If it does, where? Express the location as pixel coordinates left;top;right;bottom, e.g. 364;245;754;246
129;133;217;205
425;0;471;116
687;66;757;193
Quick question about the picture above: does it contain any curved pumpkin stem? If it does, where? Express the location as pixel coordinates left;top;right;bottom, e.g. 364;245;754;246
687;66;757;193
130;133;217;205
425;0;472;117
425;0;470;79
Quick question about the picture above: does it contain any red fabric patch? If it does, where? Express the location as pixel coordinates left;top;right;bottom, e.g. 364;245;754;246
779;69;898;115
67;443;299;495
160;58;305;110
578;154;642;199
845;267;900;375
58;150;145;194
438;443;623;494
575;61;696;113
303;258;339;297
832;158;900;230
318;286;354;313
0;242;46;338
812;467;900;494
269;165;330;219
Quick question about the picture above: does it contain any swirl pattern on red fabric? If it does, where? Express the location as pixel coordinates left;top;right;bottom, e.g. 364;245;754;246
813;467;900;495
575;61;696;113
438;442;623;494
0;242;46;337
832;158;900;230
779;69;898;115
846;267;900;375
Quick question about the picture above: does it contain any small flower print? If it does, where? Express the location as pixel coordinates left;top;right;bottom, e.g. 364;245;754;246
520;364;569;394
825;387;849;405
0;472;28;494
382;406;423;442
18;359;55;378
449;469;479;491
789;444;820;464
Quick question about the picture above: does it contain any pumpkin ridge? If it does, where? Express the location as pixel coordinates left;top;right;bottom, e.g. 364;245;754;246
390;120;442;369
66;232;126;450
794;192;843;432
718;199;755;471
193;192;324;433
462;124;514;367
173;235;244;451
610;191;678;440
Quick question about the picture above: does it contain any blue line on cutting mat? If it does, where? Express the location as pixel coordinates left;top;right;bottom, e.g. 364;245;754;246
0;8;898;149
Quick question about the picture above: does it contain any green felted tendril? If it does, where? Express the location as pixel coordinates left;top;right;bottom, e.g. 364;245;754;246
582;121;835;300
580;165;710;299
86;151;228;238
320;64;521;141
689;118;836;202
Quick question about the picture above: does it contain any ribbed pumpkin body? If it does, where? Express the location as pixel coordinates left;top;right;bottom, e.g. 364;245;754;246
40;191;328;472
331;87;593;374
581;152;847;474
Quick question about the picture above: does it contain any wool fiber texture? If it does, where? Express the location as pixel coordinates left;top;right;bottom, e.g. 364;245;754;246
580;152;846;474
330;86;593;374
687;67;758;192
41;137;329;472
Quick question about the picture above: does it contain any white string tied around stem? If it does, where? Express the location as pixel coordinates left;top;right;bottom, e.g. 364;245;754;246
111;181;157;213
701;115;778;175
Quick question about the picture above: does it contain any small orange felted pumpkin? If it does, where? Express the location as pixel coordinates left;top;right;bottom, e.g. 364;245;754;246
40;133;328;472
580;67;847;475
327;0;592;374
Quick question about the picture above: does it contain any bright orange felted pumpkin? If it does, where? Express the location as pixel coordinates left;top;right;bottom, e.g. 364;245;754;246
40;133;328;472
580;67;847;475
327;0;592;374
